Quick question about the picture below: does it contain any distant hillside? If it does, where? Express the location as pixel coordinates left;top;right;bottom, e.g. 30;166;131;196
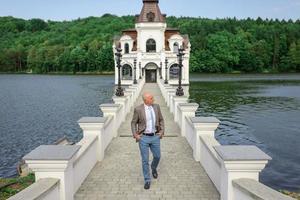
0;14;299;73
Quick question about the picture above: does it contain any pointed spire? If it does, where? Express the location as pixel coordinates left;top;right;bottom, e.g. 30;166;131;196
136;0;166;23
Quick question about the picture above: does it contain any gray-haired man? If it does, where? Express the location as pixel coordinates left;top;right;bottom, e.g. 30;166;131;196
131;92;165;189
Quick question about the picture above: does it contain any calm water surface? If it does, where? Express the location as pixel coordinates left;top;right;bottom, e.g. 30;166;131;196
0;75;114;178
0;74;299;192
190;74;300;192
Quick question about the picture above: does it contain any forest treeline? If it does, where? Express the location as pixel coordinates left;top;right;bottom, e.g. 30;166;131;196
0;14;300;73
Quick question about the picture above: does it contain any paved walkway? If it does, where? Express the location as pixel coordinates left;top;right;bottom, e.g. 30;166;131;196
75;83;219;200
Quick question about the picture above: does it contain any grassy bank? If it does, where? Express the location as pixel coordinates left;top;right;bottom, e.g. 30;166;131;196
280;190;300;200
0;173;35;200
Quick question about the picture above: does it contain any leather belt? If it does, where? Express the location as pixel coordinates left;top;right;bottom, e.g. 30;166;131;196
142;132;156;136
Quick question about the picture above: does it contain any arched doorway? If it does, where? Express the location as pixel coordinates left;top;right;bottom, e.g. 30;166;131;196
145;63;158;83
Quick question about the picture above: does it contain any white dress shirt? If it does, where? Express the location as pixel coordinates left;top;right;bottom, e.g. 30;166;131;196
144;103;156;133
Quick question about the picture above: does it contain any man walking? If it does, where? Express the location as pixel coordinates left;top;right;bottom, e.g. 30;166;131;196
131;92;165;189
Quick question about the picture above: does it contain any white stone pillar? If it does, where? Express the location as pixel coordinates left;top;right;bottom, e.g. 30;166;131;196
190;117;220;161
124;90;134;109
78;117;107;161
23;145;81;200
172;96;188;122
214;146;272;200
165;88;175;105
163;85;176;103
178;103;199;137
112;96;128;122
167;91;176;109
99;104;121;136
126;88;137;102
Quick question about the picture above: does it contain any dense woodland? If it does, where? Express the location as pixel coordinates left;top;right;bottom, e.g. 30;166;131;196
0;14;300;73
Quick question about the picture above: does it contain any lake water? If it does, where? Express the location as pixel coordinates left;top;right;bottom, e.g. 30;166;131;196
0;74;299;192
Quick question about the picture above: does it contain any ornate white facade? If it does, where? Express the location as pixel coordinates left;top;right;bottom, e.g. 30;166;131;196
113;0;191;85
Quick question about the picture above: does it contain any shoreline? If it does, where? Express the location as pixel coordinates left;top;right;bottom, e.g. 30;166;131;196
0;71;115;76
1;71;300;76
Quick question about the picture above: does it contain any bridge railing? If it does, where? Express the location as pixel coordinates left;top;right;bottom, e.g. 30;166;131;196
157;78;294;200
9;79;145;200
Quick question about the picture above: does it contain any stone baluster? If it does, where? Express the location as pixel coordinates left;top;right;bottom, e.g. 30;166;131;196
99;104;121;136
178;103;199;137
23;145;81;200
214;146;272;200
190;117;220;161
78;117;107;161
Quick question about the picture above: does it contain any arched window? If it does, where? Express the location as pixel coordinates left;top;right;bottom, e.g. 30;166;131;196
146;39;156;53
173;42;179;54
169;64;180;79
122;64;132;80
124;43;129;54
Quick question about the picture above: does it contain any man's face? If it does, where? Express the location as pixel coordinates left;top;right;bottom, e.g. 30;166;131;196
144;94;154;105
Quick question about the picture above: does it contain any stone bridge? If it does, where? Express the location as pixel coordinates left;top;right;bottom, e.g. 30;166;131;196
10;79;293;200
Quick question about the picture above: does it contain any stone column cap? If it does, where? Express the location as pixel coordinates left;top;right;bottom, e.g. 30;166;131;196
23;145;81;161
126;88;136;91
190;117;221;123
112;95;127;99
167;91;176;93
100;104;120;108
178;103;199;107
78;117;108;124
173;96;188;99
165;88;175;91
214;145;272;161
124;91;133;94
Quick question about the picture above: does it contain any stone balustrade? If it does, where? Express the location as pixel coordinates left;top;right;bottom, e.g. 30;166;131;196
21;145;81;200
8;178;60;200
177;103;199;136
11;79;145;200
157;79;293;200
172;96;188;121
232;178;294;200
112;96;128;122
99;104;122;137
215;145;272;200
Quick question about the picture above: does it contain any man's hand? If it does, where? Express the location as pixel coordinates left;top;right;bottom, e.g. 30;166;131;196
156;131;163;139
134;132;142;142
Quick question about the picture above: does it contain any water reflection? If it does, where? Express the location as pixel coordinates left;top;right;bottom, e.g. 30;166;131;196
190;79;300;191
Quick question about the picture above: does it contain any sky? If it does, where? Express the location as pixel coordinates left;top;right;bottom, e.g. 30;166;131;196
0;0;299;21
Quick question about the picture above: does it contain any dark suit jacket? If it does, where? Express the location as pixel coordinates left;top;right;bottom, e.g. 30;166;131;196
131;103;165;136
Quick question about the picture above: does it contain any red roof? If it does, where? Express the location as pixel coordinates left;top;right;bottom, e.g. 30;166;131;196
136;0;166;23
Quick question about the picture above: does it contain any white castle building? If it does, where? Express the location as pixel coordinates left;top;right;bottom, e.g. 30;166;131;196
113;0;191;85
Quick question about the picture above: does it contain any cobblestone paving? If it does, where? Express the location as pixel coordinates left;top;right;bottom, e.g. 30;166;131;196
75;83;219;200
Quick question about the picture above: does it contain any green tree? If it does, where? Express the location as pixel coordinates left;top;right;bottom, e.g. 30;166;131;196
204;31;240;72
288;41;300;71
26;18;48;32
70;46;87;73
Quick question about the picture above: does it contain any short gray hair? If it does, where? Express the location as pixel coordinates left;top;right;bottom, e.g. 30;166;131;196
142;92;152;101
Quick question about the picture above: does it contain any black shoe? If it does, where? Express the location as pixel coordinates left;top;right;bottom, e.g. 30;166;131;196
144;182;150;189
152;169;158;179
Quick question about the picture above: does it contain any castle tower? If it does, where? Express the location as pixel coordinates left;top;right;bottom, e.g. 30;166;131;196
113;0;191;85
